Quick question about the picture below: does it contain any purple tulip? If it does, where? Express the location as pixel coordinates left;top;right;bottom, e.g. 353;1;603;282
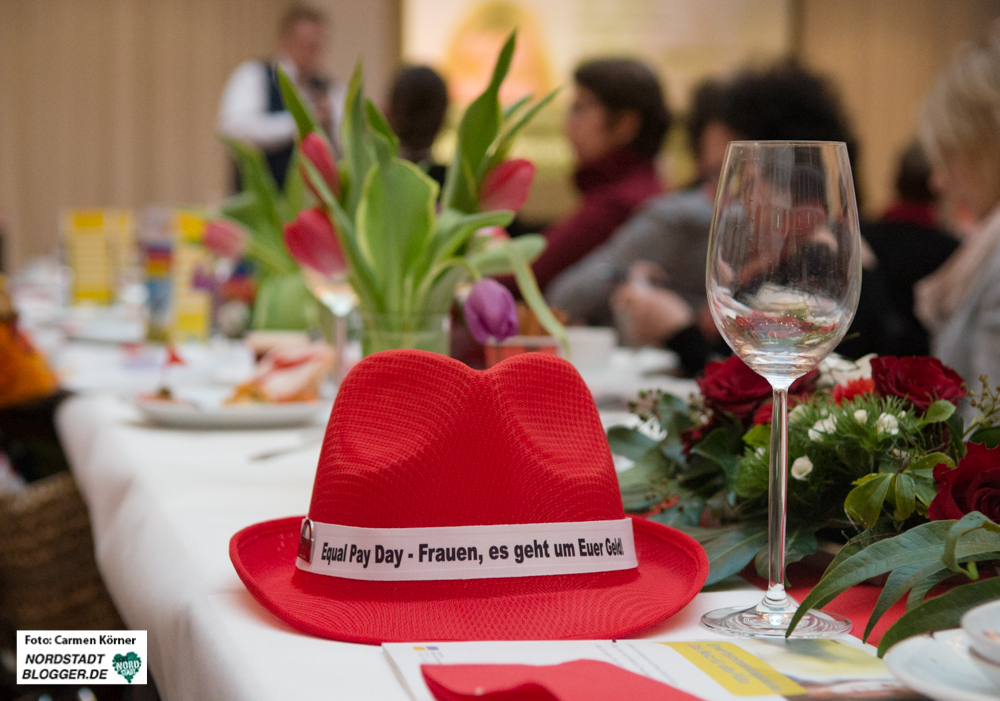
463;278;519;344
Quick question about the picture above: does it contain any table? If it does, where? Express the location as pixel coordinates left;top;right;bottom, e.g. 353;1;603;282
51;344;783;701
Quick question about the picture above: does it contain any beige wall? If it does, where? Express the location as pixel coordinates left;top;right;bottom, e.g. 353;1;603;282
798;0;1000;216
0;0;400;271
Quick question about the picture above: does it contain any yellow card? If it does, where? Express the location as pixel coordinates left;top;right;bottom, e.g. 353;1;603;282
169;211;211;342
662;641;805;696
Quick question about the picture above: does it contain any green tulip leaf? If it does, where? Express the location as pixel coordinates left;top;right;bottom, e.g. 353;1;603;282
276;66;322;138
442;30;516;211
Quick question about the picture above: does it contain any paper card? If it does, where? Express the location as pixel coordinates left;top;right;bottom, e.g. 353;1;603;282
168;211;210;343
383;638;918;701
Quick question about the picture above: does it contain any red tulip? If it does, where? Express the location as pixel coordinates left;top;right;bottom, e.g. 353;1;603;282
479;159;535;212
299;132;340;201
203;220;248;259
283;208;346;277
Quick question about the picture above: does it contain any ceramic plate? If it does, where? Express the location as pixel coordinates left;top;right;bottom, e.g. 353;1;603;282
135;397;329;430
884;628;1000;701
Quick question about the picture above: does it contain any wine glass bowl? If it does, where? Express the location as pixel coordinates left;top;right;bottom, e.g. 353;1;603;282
701;142;861;638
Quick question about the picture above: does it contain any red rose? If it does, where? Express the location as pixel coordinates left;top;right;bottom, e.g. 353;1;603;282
832;377;875;405
698;356;816;423
871;356;966;412
928;442;1000;521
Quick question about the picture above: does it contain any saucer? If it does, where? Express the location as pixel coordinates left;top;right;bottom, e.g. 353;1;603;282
884;628;1000;701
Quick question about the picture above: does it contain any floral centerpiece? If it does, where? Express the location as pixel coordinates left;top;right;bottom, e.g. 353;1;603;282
273;31;565;355
612;353;1000;654
204;142;319;332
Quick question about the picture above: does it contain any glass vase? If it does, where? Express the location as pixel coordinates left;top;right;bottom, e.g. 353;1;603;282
361;312;450;357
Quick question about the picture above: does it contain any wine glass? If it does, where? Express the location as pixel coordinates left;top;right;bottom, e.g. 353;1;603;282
303;268;358;385
701;141;862;637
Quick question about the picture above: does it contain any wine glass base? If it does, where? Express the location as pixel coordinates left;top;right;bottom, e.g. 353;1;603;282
701;604;851;638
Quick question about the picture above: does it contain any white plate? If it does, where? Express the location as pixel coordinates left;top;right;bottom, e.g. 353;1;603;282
135;397;329;430
884;628;1000;701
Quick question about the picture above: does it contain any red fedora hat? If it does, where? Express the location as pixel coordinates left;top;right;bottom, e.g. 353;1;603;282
230;350;707;644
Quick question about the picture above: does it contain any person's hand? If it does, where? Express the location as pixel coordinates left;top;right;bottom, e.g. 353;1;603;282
611;283;694;346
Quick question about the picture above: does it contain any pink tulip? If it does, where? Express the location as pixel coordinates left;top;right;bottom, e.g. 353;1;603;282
299;132;340;201
283;208;346;277
463;278;519;344
479;159;536;212
203;220;248;259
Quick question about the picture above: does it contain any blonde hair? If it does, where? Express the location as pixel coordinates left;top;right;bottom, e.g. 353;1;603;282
921;22;1000;203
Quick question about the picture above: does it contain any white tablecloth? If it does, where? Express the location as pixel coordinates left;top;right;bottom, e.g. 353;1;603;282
53;346;734;701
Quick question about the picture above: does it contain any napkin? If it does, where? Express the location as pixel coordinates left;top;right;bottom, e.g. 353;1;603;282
420;660;704;701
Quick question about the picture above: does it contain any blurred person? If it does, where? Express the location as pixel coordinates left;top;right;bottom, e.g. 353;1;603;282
605;63;876;376
387;66;449;189
526;58;670;292
546;79;730;330
218;4;344;189
862;142;959;357
916;23;1000;395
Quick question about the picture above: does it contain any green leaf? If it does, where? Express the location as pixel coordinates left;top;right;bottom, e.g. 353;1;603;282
894;473;916;522
789;520;1000;637
618;445;671;490
943;511;1000;575
691;428;742;492
276;66;321;137
906;567;954;610
970;425;1000;448
649;496;706;528
844;473;893;529
698;523;769;586
502;94;533;120
418;208;513;286
864;560;942;642
607;426;658;461
442;30;516;211
921;400;956;425
788;520;956;636
365;98;400;155
341;63;375;218
484;87;560;176
502;240;569;351
755;528;817;580
906;452;955;479
467;235;545;276
743;424;771;450
946;411;967;459
878;577;1000;656
355;158;437;313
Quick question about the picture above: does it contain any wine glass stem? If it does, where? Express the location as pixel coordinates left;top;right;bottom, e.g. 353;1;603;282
764;385;789;611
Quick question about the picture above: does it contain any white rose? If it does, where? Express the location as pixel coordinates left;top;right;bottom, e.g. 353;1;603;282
854;409;868;424
876;412;899;436
791;456;814;480
808;416;838;441
789;404;809;423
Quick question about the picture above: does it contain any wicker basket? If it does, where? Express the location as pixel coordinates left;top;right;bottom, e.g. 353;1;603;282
0;472;124;631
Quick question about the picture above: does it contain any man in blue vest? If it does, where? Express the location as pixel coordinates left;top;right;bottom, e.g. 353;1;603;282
217;4;345;190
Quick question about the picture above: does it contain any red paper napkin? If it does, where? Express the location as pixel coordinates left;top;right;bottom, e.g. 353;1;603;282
421;660;704;701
